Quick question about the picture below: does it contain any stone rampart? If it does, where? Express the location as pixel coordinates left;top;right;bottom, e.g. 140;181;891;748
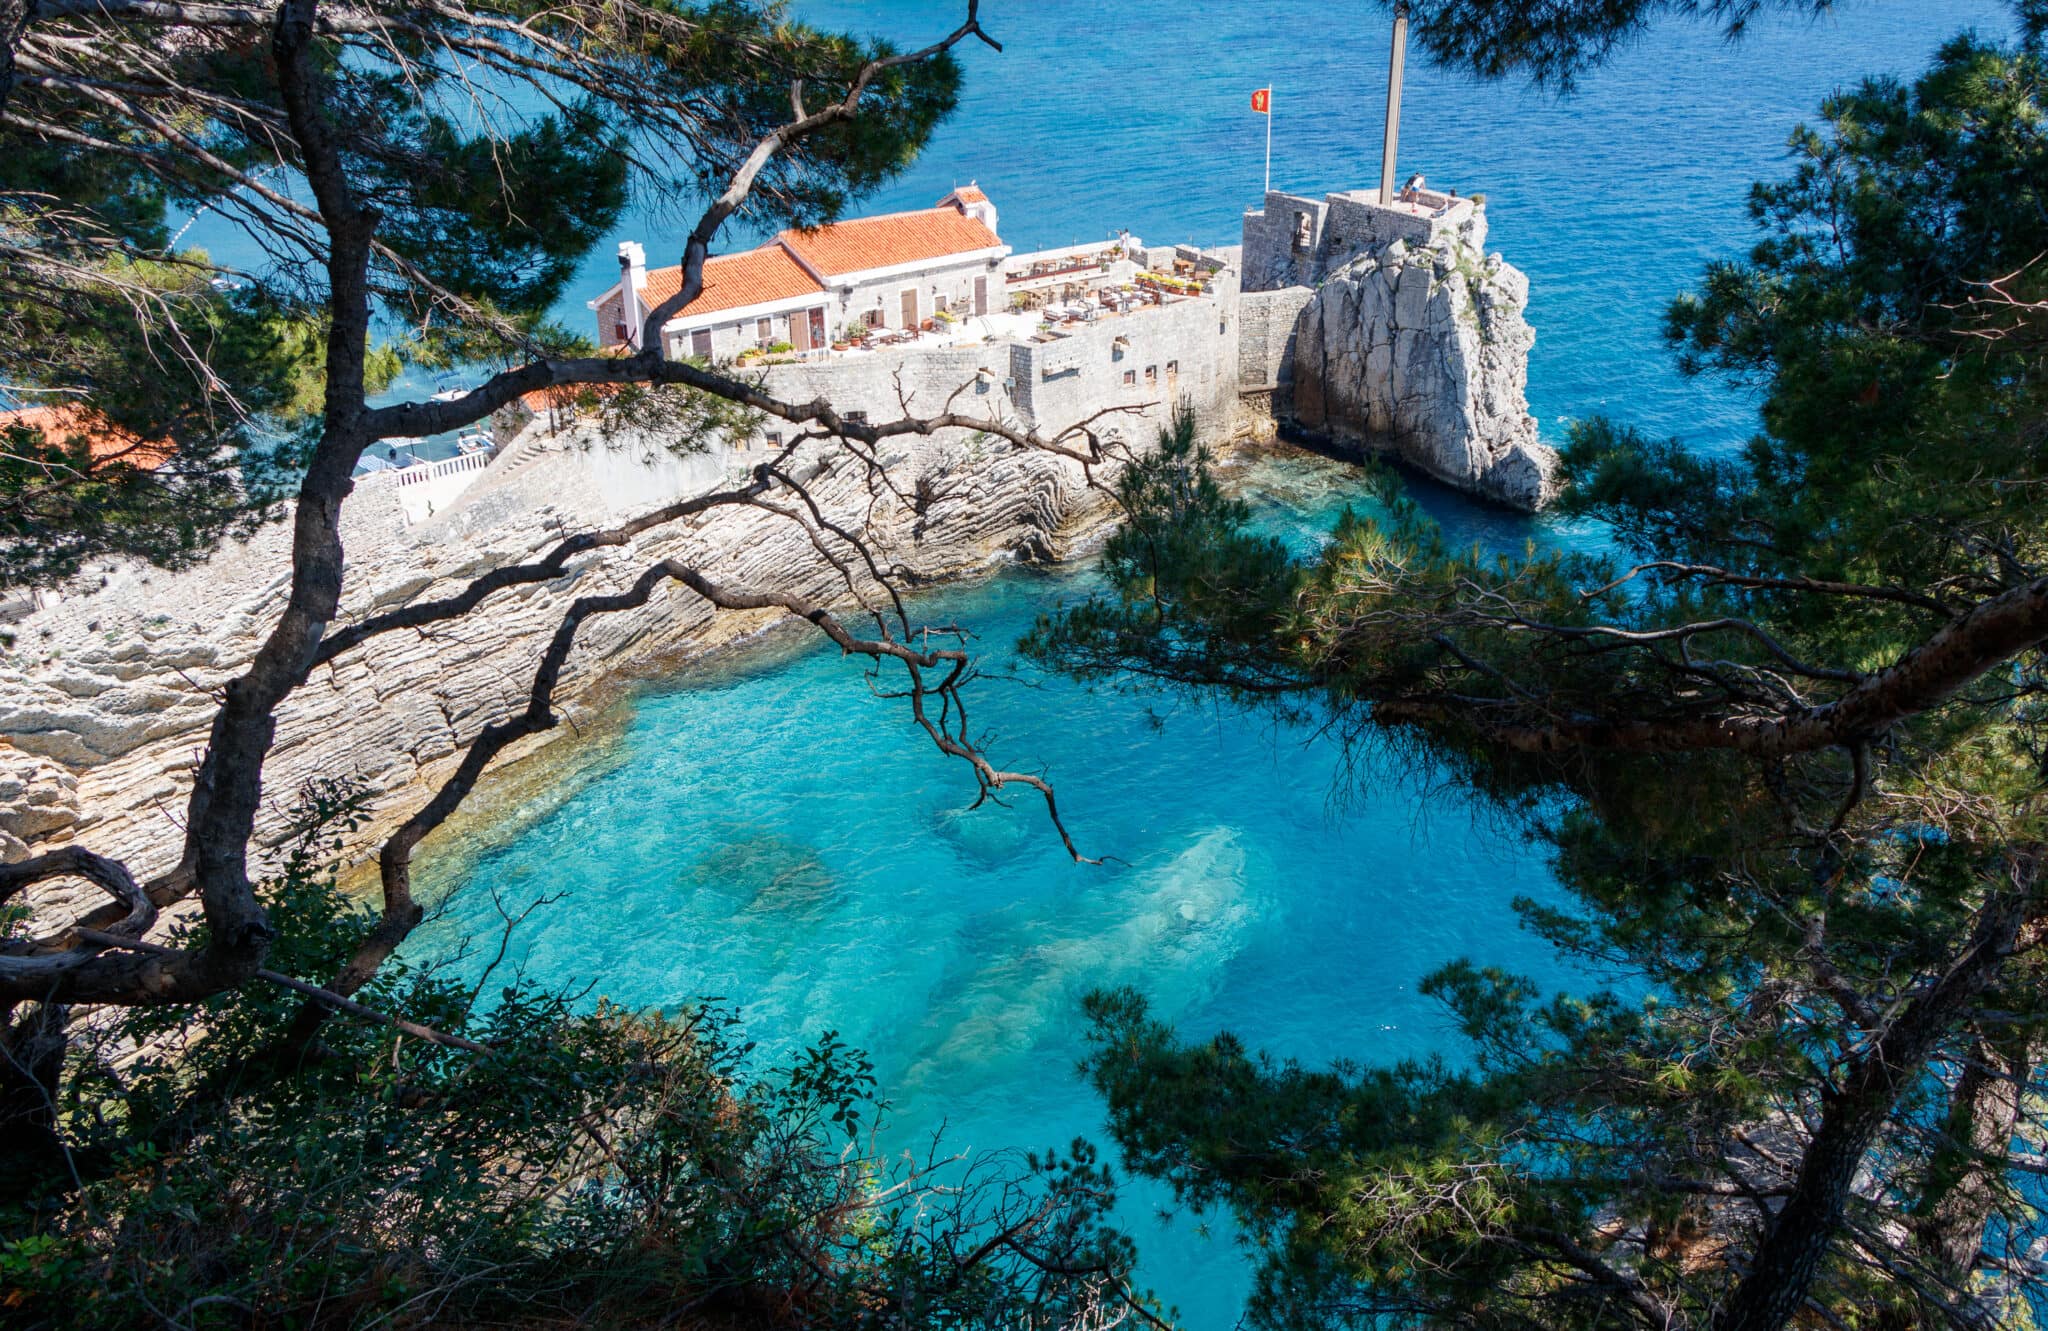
1238;286;1315;417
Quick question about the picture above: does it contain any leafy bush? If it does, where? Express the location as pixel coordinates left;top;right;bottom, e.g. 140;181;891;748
0;787;1147;1329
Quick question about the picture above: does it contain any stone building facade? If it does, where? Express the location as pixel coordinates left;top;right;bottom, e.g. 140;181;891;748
589;186;1011;361
576;180;1551;510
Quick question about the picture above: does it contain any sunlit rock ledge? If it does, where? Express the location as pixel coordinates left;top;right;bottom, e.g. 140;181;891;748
0;414;1144;916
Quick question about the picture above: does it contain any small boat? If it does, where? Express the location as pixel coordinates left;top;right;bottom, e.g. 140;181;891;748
456;433;494;454
429;373;469;403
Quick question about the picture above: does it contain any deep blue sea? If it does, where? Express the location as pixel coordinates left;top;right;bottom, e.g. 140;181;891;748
404;5;2015;1325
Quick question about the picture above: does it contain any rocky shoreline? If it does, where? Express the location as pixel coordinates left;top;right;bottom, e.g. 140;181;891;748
2;186;1561;922
0;416;1152;918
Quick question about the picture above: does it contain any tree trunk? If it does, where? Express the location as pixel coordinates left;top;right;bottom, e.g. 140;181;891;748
0;0;28;118
0;1000;71;1200
1712;887;2033;1331
1916;1030;2031;1293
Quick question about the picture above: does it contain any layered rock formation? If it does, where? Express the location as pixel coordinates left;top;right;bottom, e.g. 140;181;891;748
1288;231;1556;511
0;420;1121;906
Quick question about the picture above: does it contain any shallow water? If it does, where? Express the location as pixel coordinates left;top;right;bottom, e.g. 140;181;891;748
406;5;2016;1324
409;454;1583;1320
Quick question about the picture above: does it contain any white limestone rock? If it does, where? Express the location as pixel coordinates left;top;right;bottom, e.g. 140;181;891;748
0;416;1129;883
0;741;82;848
1287;232;1558;511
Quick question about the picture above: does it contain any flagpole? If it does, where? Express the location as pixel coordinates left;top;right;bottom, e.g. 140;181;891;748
1264;85;1273;196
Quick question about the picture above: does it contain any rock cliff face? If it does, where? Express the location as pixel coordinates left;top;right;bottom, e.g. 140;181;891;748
1287;231;1557;511
0;420;1123;908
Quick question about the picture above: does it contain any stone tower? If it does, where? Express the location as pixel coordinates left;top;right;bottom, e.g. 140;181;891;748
1242;188;1557;511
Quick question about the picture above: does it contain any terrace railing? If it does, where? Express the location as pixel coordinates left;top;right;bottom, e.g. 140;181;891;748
359;446;495;489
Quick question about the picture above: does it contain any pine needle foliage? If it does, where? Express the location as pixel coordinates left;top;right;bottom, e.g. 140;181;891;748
1033;16;2048;1331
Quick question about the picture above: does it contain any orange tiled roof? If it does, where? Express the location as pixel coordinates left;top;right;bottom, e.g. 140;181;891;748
519;347;633;412
941;184;989;205
638;246;823;321
519;381;625;413
775;207;1001;278
1;404;172;470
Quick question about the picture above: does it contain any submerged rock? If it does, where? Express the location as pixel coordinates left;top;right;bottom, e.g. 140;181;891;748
903;826;1258;1087
685;827;839;918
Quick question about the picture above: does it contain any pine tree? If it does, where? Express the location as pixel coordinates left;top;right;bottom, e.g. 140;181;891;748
1034;16;2048;1330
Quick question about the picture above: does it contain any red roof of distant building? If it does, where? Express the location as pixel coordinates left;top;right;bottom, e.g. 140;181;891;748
519;383;624;413
637;246;825;321
775;207;1001;278
518;347;633;413
0;404;172;470
940;184;989;205
608;197;1003;330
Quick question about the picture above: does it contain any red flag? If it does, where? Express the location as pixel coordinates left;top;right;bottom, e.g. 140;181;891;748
1251;88;1270;114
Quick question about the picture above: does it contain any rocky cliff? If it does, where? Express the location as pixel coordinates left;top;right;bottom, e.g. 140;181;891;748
0;420;1123;910
1286;228;1557;511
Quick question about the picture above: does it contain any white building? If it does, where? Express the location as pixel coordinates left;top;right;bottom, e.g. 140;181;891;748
589;185;1010;360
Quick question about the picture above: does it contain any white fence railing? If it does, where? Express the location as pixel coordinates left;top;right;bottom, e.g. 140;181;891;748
358;447;494;489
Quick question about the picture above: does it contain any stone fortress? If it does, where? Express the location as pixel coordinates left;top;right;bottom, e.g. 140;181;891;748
559;178;1553;511
0;173;1555;888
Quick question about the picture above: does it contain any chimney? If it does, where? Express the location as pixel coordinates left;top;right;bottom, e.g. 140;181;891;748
618;241;648;348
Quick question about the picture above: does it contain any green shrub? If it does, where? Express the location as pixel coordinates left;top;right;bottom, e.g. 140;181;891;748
0;787;1149;1330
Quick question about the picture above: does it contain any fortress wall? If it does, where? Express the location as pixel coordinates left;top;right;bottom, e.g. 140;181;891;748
749;295;1242;453
760;343;1019;434
1238;286;1315;418
1019;296;1240;446
1322;192;1442;254
1240;191;1328;291
1243;189;1484;294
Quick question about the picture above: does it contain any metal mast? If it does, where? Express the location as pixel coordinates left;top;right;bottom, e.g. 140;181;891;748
1378;2;1410;205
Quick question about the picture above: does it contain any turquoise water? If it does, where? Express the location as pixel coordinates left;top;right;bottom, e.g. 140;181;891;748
410;456;1578;1320
407;5;2018;1325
